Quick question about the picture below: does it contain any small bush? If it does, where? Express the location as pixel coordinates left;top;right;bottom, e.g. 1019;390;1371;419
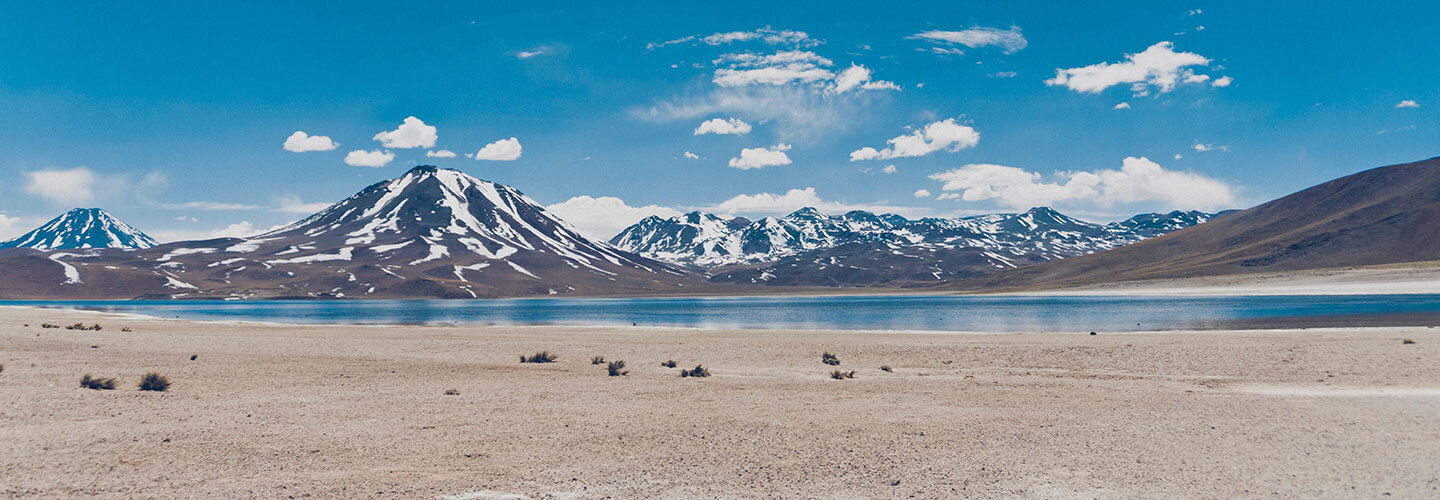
520;351;558;363
41;323;60;329
121;327;132;332
1402;338;1416;344
591;356;606;365
880;365;893;373
607;360;628;376
80;374;116;390
830;370;856;380
822;352;840;366
444;389;460;395
680;364;710;378
65;323;102;331
189;354;198;361
139;372;170;392
660;360;678;368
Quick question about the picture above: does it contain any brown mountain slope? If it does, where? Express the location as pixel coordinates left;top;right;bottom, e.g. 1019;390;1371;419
950;156;1440;291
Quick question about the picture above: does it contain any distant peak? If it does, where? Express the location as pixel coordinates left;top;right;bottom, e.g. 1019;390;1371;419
787;207;827;218
405;165;442;174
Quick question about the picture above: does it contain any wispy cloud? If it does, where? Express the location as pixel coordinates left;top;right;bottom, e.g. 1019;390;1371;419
910;26;1028;54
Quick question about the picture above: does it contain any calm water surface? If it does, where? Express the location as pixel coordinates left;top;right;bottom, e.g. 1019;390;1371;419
7;294;1440;332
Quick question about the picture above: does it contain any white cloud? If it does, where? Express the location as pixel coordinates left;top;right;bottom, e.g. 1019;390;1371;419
849;118;979;161
694;117;753;135
714;63;835;87
24;167;96;205
282;131;338;152
275;195;331;215
707;187;923;217
635;71;874;140
1211;75;1233;87
913;189;931;198
829;64;900;94
928;157;1235;210
714;50;832;68
1189;8;1203;15
1192;141;1229;152
148;220;290;243
728;143;792;169
474;137;523;161
545;196;683;240
516;49;545;58
882;164;897;174
0;213;27;240
372;116;437;149
683;151;701;159
989;71;1018;78
910;26;1028;54
702;28;819;47
1174;153;1184;159
1114;102;1132;110
1045;42;1215;95
649;28;821;50
1397;100;1419;108
426;149;457;158
344;149;395;167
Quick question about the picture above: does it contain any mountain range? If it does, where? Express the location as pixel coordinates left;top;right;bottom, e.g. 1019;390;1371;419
950;156;1440;291
0;166;689;299
2;157;1437;299
612;207;1214;286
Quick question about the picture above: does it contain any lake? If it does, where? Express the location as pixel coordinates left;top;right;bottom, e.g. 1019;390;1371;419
7;294;1440;332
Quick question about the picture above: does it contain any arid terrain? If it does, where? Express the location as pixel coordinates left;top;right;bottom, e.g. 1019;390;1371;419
2;306;1438;498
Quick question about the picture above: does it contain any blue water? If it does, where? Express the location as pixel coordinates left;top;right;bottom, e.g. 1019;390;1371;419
7;294;1440;332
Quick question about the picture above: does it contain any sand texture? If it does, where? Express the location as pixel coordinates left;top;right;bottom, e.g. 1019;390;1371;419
1;306;1438;498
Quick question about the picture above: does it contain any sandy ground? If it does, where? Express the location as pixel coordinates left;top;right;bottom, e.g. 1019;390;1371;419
1;306;1438;499
1014;263;1440;296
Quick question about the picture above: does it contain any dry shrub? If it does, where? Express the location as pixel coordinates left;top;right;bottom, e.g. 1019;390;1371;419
80;374;116;390
520;351;558;363
139;372;170;392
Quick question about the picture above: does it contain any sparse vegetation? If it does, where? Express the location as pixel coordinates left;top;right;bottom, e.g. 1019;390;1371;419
822;352;840;366
121;327;132;332
80;374;116;390
607;360;629;376
680;364;710;378
444;389;460;395
65;323;102;331
660;360;678;368
830;370;856;380
1403;338;1416;344
880;365;893;373
591;355;606;365
41;323;60;329
139;372;170;392
520;351;558;363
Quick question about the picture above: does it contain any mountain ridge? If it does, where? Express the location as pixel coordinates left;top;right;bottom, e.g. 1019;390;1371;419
612;205;1215;286
948;156;1440;290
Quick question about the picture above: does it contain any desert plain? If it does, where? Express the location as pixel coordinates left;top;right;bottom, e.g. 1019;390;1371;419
1;305;1437;498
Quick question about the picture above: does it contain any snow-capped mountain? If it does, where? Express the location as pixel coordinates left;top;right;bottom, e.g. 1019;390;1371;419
0;166;691;299
614;207;1214;286
0;208;158;250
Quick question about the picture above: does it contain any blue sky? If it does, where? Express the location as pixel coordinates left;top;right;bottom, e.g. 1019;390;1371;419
1;1;1435;241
